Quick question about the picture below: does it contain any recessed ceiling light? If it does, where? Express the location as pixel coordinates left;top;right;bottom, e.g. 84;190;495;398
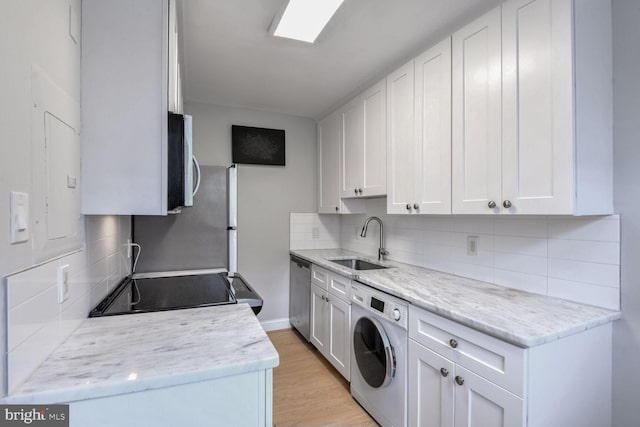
271;0;345;44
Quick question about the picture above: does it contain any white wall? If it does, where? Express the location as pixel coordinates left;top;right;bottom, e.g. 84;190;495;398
612;0;640;425
0;0;130;394
290;213;341;251
340;199;620;310
185;102;317;324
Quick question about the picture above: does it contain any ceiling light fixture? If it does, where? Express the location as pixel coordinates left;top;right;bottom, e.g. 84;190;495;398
270;0;345;44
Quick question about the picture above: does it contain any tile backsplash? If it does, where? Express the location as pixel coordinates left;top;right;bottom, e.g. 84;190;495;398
4;216;130;393
290;213;340;250
339;199;620;311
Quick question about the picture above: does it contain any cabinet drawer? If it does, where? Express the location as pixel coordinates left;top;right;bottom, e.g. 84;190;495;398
311;265;329;290
328;273;351;302
409;306;525;397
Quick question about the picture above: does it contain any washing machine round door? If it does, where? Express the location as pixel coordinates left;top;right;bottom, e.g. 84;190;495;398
353;316;395;388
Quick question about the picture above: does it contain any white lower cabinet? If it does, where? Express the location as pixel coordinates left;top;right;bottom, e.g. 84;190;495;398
310;266;352;380
408;306;613;427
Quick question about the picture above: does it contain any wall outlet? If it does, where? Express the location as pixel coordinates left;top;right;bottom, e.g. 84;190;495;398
467;236;479;256
311;226;320;239
57;264;70;303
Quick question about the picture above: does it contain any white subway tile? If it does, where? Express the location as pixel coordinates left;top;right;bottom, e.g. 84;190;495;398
454;263;494;283
8;319;61;393
548;258;620;288
8;286;59;352
422;217;455;232
423;245;454;274
453;217;494;234
453;247;494;267
548;278;620;310
494;218;548;238
494;269;547;295
423;230;455;247
494;252;547;276
452;233;494;251
548;239;619;265
6;262;57;309
494;235;547;257
90;280;109;308
548;217;620;242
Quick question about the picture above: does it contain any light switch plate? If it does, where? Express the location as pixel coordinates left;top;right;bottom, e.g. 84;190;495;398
58;264;70;303
10;192;29;244
311;226;320;239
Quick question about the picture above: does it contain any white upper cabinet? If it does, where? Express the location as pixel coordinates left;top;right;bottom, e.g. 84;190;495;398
340;80;387;198
501;0;612;215
451;8;503;215
414;38;452;214
317;112;366;214
318;111;342;213
82;0;183;215
387;60;416;214
387;38;452;215
452;0;612;215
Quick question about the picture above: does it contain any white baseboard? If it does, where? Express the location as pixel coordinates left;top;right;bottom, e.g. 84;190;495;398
260;318;291;332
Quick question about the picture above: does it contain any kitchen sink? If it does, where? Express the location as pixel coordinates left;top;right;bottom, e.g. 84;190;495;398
328;258;389;271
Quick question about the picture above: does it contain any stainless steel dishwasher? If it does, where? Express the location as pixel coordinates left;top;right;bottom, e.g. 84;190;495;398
289;255;311;341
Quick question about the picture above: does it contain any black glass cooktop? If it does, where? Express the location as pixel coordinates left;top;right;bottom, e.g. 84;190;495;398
89;273;236;317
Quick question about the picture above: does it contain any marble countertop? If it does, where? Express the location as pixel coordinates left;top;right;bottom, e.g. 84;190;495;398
291;249;621;347
5;304;279;404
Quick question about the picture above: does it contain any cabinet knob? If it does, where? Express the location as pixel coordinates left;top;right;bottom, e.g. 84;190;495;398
449;339;458;349
358;188;363;194
413;203;419;210
406;204;412;211
488;201;497;209
440;368;449;377
335;206;339;212
321;295;326;301
455;376;465;386
326;296;330;303
503;200;512;208
354;189;358;195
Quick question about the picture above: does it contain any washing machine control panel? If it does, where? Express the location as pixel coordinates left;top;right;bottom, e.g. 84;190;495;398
352;283;409;329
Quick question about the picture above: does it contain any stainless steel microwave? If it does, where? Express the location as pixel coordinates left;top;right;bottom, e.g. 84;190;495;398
168;113;200;212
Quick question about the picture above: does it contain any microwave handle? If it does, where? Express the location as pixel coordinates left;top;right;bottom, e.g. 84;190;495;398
192;155;201;197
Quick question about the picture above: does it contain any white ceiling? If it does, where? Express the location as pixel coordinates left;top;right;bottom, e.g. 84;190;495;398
181;0;503;119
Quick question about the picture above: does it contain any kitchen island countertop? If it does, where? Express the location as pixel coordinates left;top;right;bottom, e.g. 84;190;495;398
4;304;278;404
291;248;621;347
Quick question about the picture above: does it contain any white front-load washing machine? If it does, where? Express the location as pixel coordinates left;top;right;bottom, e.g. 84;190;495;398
350;282;408;427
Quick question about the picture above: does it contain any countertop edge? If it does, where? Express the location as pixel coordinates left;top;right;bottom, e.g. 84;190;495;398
2;354;279;405
290;249;622;348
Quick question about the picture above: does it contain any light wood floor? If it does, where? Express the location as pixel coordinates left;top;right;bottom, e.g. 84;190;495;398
268;328;378;427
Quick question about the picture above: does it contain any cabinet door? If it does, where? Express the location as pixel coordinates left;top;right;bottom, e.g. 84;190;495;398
414;37;452;215
310;284;327;353
501;0;573;214
362;80;387;197
408;340;454;427
387;59;416;214
454;366;524;427
326;296;351;380
452;8;502;215
318;112;342;213
340;98;364;198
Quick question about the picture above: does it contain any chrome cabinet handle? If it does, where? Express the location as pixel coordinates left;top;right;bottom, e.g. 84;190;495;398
440;368;449;377
413;203;419;210
449;339;458;349
335;206;339;212
358;188;363;194
354;189;358;195
326;296;330;303
455;376;465;386
406;204;412;211
488;200;496;209
321;295;326;301
503;200;512;208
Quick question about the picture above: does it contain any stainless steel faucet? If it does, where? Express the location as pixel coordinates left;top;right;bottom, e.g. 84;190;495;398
360;216;389;261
